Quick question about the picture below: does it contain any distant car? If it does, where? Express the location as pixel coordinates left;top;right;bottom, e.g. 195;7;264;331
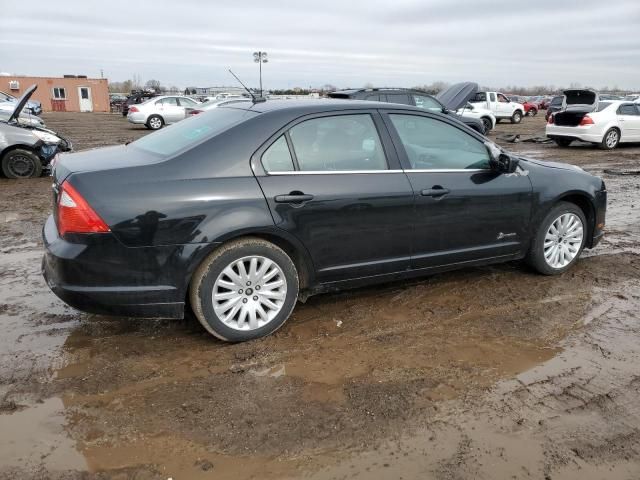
0;85;72;179
122;91;159;117
545;96;564;120
329;87;488;134
546;90;640;149
0;110;46;127
127;95;200;129
184;97;253;117
538;97;552;109
509;96;538;116
42;99;606;342
0;90;43;116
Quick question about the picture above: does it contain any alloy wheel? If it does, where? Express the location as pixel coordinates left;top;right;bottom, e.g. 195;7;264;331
606;130;619;148
149;117;162;129
543;213;584;269
212;255;287;331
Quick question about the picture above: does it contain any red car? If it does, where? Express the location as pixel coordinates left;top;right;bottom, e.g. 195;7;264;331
509;96;539;116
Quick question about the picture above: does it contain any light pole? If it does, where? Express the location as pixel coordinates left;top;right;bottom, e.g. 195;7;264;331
253;51;268;97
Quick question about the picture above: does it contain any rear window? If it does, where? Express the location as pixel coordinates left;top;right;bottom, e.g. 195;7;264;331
596;102;612;112
131;107;258;157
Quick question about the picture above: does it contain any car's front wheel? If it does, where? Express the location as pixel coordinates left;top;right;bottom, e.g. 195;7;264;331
481;117;493;133
526;202;587;275
189;238;299;341
146;115;164;130
1;149;43;179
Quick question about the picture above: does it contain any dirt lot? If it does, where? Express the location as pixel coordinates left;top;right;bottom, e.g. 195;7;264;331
1;111;639;480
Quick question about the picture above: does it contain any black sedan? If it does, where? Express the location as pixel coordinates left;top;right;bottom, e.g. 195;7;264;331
43;100;606;341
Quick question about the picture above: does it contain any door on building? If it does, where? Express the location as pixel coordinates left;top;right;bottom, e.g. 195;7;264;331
78;87;93;112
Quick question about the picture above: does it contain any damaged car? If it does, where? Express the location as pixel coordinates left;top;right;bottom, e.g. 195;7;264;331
0;85;72;178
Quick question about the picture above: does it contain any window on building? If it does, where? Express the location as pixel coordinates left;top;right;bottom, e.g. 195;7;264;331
53;87;67;99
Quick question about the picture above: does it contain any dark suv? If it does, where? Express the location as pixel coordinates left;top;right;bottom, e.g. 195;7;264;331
122;91;159;116
329;88;486;134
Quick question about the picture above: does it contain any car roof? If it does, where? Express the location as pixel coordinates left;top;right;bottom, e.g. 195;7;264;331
222;99;431;115
331;88;428;96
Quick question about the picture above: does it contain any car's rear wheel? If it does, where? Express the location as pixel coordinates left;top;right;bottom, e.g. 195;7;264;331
1;149;42;179
600;128;620;150
481;117;493;133
529;108;538;116
146;115;164;130
189;238;299;341
526;202;587;275
511;111;523;124
554;138;573;147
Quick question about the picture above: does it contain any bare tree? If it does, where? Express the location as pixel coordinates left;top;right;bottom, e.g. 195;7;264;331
145;79;162;93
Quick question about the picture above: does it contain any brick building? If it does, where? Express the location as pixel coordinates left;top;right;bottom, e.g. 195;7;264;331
1;75;110;113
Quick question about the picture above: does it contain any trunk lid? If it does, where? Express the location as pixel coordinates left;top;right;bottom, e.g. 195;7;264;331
436;82;479;111
562;89;599;113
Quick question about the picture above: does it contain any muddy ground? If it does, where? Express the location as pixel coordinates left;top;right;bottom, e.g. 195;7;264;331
0;112;639;480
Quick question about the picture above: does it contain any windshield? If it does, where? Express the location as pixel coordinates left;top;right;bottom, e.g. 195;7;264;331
131;107;259;157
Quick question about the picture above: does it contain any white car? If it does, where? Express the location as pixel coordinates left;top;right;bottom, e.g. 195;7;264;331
546;89;640;149
127;95;200;130
184;97;252;117
456;103;496;132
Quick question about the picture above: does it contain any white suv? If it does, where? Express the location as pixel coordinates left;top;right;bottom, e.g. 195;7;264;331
127;96;199;130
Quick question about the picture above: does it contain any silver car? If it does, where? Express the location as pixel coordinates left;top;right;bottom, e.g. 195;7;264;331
126;95;200;130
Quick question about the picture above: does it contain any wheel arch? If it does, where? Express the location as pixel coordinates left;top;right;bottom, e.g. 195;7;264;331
0;144;41;162
554;192;596;243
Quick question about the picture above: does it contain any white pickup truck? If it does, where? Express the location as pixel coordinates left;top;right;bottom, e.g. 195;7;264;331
469;91;525;124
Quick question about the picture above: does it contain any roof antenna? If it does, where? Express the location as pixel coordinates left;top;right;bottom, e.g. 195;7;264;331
228;69;266;103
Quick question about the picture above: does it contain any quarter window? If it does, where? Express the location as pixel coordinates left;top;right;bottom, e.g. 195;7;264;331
289;114;388;171
52;87;66;99
262;135;295;172
389;114;490;170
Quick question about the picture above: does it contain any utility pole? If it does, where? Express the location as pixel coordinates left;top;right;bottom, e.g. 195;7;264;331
253;51;268;96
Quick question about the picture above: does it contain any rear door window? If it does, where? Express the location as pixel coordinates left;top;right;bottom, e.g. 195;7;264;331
618;104;639;115
386;94;411;105
288;114;388;171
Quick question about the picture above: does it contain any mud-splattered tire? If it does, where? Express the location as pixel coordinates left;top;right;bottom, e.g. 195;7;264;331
481;117;493;133
1;148;43;179
146;115;164;130
526;202;587;275
189;237;299;342
600;128;620;150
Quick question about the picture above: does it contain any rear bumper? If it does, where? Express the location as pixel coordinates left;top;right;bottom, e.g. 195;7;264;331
546;125;603;143
127;112;146;124
42;215;185;318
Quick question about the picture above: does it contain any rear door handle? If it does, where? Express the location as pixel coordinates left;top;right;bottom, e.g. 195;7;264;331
274;193;314;204
421;188;450;197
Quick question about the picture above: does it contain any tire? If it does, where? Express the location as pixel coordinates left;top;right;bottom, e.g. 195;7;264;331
481;117;493;133
511;111;523;124
600;128;620;150
526;202;587;275
1;149;43;179
554;138;573;147
146;115;164;130
529;108;538;117
189;237;299;342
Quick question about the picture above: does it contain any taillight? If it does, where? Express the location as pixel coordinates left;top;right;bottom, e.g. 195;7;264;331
190;109;203;115
547;114;554;124
579;115;594;126
56;181;110;237
129;106;139;113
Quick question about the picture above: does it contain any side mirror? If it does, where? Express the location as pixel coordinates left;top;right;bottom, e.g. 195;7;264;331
485;141;519;173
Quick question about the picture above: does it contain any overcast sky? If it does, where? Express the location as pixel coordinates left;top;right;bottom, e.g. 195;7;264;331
1;0;639;90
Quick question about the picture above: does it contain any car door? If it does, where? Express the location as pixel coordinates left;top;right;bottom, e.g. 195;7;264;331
156;97;182;123
382;110;533;269
177;97;198;117
497;93;513;116
253;111;415;283
617;103;640;141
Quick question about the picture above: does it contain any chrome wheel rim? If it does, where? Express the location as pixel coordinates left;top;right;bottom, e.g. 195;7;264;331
543;213;584;269
150;117;162;129
8;154;36;178
212;255;287;331
606;130;618;148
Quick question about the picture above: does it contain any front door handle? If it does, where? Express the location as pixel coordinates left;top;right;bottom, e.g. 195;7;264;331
421;187;450;197
274;193;314;204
